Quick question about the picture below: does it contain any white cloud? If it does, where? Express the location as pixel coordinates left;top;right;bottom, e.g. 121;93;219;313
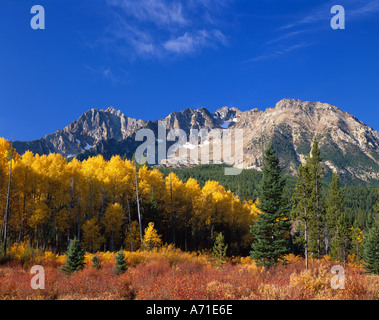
104;0;229;58
164;30;226;55
107;0;187;27
248;42;310;62
349;0;379;17
280;0;379;30
254;0;379;63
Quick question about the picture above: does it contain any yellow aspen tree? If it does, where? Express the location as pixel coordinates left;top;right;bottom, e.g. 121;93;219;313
164;172;187;245
66;158;82;242
124;220;141;251
142;222;162;251
137;166;165;203
80;155;105;220
104;156;134;202
104;203;124;251
2;140;16;255
182;178;202;250
0;139;10;223
82;217;104;252
46;153;69;248
14;151;37;242
201;181;229;237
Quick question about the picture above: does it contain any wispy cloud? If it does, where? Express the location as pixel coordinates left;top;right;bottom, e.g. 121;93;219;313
248;42;310;63
103;0;230;59
280;0;379;30
349;0;379;17
249;0;379;63
107;0;187;27
264;29;309;46
85;65;117;82
164;30;226;55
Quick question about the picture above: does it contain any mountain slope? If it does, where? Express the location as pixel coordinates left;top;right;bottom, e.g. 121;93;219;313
12;99;379;183
13;107;146;157
223;99;379;181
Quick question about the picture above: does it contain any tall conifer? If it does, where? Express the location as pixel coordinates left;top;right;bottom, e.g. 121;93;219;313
306;137;325;259
61;238;85;275
250;142;290;267
291;164;311;269
330;212;351;267
326;172;344;253
291;137;326;267
362;221;379;274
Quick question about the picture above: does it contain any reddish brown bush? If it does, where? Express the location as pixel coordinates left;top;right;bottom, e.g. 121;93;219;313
0;252;376;300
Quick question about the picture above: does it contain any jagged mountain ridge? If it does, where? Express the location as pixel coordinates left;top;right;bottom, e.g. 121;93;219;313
13;99;379;183
13;107;147;157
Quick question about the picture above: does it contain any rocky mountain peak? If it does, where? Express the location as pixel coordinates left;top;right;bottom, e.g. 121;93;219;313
214;106;242;122
275;98;343;113
12;99;379;184
104;106;120;115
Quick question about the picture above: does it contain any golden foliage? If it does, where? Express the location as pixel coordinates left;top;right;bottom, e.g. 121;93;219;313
8;242;27;261
142;222;162;251
290;264;334;294
0;139;266;254
82;218;104;252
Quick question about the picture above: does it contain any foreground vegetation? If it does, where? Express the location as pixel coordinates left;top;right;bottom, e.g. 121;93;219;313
0;138;255;255
1;245;378;300
1;137;378;300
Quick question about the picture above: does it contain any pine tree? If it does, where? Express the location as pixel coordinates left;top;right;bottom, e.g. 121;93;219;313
374;190;379;214
61;238;85;275
330;212;351;267
213;232;228;268
291;164;311;269
326;172;344;253
351;220;363;262
362;221;379;274
250;142;290;267
114;248;127;275
306;137;325;259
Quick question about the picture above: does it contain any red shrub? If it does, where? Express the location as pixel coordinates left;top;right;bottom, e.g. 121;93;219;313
0;254;375;300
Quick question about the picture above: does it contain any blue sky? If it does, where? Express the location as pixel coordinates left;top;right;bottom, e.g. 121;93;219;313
1;0;379;141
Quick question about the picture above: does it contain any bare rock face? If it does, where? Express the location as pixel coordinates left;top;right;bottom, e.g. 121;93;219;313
13;107;147;157
160;107;219;132
223;99;379;181
13;99;379;183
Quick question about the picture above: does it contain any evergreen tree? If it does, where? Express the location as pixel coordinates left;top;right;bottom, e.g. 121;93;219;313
362;221;379;274
114;248;128;275
374;190;379;214
325;172;344;253
250;142;290;267
291;164;311;269
306;137;325;259
361;194;379;274
330;212;351;267
351;220;363;262
61;239;85;275
213;232;228;268
365;211;377;231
